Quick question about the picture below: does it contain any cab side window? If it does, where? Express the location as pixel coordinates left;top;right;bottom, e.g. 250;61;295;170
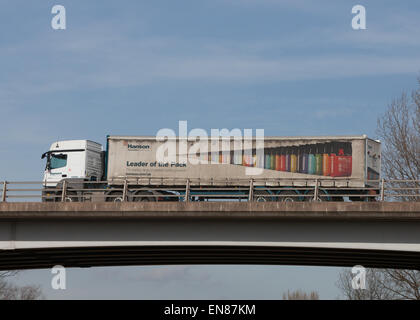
50;154;67;169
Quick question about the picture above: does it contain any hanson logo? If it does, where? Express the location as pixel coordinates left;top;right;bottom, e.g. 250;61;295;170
127;144;151;151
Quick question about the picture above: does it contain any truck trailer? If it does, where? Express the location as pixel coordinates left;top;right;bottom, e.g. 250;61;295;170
41;135;381;202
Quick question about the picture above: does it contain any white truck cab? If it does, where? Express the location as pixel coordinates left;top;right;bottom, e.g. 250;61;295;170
42;140;103;187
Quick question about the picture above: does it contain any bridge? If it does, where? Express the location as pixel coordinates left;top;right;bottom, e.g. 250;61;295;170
1;202;420;271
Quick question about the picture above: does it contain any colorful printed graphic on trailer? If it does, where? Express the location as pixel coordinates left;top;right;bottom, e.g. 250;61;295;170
208;142;353;177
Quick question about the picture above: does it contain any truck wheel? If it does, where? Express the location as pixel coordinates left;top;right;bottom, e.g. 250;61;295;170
64;191;79;202
277;190;299;202
51;191;79;202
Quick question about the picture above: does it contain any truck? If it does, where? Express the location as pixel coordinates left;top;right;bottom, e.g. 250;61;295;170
41;135;381;202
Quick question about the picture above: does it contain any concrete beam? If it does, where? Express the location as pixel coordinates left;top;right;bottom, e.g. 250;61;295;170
1;202;420;270
0;202;420;220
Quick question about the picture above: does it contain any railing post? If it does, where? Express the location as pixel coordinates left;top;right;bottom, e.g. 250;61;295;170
248;179;254;202
380;178;385;202
122;180;128;202
61;180;67;202
313;179;319;201
1;181;7;202
185;179;190;202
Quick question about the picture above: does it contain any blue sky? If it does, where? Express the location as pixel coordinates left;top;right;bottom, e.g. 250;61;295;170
12;265;342;300
1;0;419;299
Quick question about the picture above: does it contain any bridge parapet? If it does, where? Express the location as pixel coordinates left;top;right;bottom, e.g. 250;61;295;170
0;202;420;220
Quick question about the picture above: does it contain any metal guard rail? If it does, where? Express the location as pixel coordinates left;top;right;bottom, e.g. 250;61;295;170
0;179;419;202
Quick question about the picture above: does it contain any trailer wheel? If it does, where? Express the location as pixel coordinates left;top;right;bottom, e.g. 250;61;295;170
253;190;271;202
277;190;299;202
106;191;124;202
132;191;156;202
305;189;329;202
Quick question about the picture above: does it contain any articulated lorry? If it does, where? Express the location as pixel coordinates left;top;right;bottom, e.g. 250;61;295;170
41;135;381;202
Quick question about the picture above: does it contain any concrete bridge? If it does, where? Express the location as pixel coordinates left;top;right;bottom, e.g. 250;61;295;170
1;202;420;270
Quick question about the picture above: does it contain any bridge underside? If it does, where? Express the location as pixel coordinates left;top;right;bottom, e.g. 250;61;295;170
1;202;420;270
1;245;420;271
